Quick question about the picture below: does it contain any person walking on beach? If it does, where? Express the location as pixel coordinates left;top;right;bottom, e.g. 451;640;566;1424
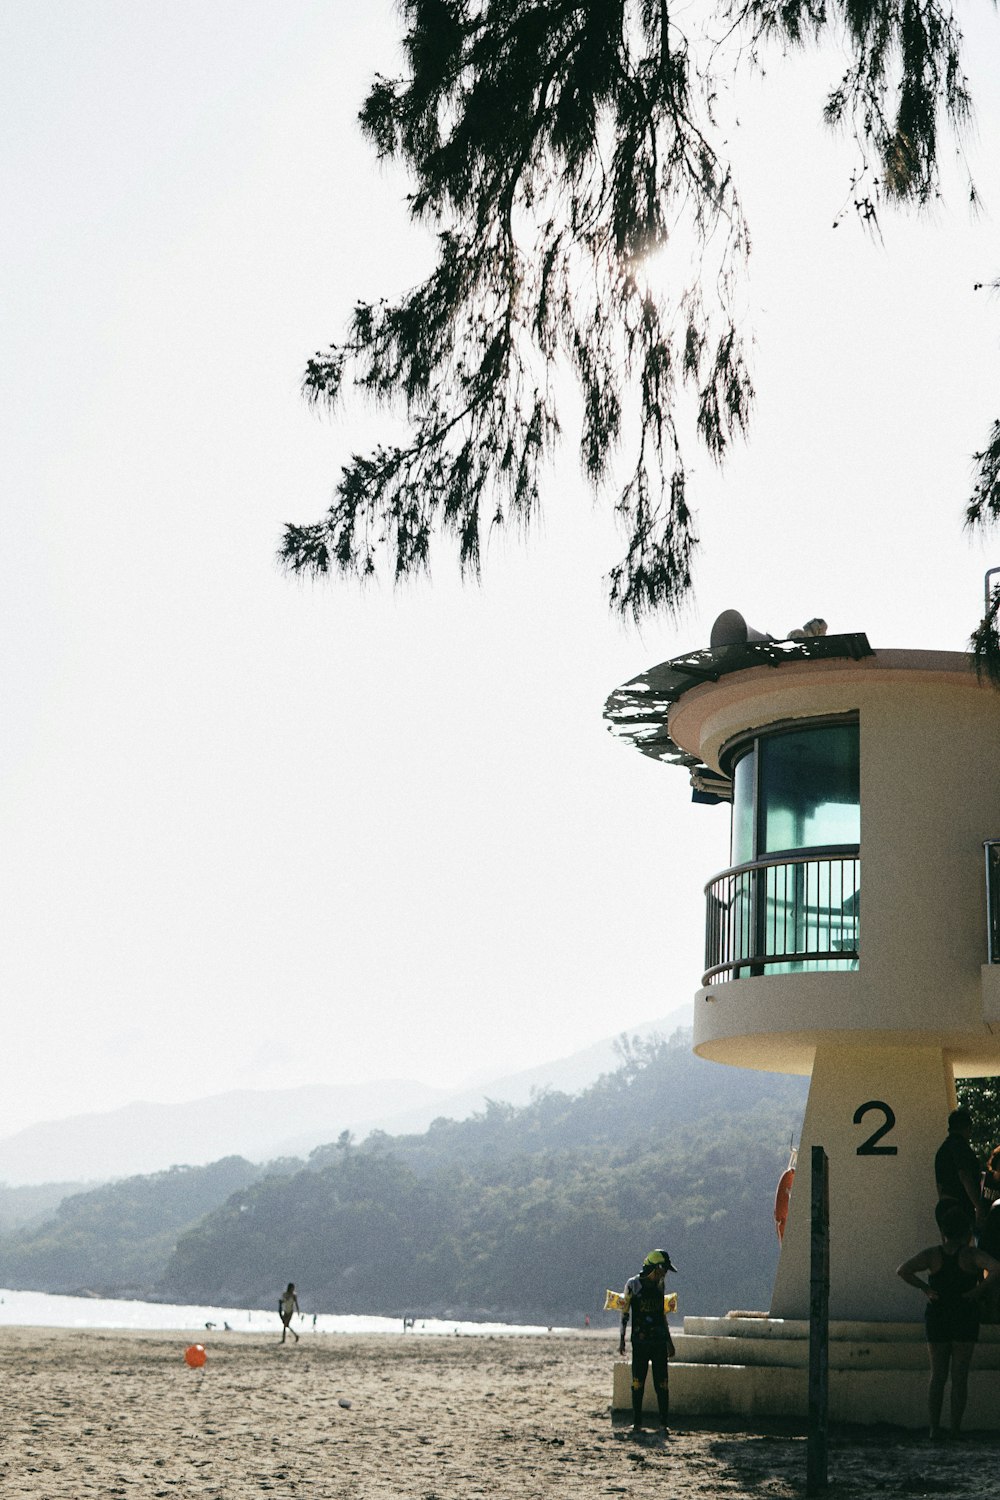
934;1108;980;1225
279;1283;301;1344
618;1248;677;1436
897;1200;1000;1440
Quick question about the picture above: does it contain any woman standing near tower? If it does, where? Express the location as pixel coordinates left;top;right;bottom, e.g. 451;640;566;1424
897;1202;1000;1440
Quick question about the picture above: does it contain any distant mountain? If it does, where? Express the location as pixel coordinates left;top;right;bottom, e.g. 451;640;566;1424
0;1080;448;1188
0;1010;690;1186
270;1008;691;1156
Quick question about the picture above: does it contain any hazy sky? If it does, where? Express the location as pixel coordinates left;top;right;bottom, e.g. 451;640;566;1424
4;2;1000;1140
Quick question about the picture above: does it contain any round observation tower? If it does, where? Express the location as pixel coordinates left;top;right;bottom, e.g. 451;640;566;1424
605;617;1000;1334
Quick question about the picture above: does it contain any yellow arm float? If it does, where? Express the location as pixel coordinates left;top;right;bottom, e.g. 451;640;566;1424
603;1289;677;1313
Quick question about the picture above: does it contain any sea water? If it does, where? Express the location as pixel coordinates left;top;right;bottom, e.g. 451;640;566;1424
0;1287;560;1337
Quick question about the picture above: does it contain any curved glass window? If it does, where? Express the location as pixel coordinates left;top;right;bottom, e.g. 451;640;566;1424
716;718;859;978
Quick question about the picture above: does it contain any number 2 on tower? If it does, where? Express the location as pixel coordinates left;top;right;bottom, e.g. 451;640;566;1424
853;1100;898;1155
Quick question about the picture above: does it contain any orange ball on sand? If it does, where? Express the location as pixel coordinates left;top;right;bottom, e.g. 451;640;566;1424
184;1344;207;1369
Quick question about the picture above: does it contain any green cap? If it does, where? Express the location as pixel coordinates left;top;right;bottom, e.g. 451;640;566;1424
642;1248;678;1273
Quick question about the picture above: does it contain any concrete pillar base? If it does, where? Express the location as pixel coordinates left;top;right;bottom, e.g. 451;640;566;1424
771;1044;954;1322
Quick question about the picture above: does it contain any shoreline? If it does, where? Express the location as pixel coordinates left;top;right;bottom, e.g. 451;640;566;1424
0;1284;608;1337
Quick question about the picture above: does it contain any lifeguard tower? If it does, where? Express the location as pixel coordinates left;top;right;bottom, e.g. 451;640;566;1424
605;616;1000;1426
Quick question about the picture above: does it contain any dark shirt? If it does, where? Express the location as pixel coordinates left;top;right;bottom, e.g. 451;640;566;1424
935;1133;980;1205
621;1272;668;1345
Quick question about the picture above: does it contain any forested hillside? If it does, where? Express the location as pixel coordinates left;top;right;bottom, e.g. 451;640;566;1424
0;1157;261;1296
161;1034;806;1320
0;1035;807;1317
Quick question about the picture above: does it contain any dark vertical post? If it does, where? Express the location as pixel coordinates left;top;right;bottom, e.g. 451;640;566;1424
807;1145;829;1495
986;841;1000;965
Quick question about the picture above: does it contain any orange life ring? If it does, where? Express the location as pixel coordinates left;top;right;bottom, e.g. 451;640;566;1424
774;1168;795;1242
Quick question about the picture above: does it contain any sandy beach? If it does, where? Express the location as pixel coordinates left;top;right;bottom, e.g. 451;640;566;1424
0;1326;996;1498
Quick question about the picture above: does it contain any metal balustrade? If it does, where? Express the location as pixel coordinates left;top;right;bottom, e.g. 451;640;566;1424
703;847;860;984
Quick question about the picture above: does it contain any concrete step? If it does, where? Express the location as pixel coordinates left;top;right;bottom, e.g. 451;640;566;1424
614;1359;1000;1428
673;1332;933;1370
682;1314;1000;1343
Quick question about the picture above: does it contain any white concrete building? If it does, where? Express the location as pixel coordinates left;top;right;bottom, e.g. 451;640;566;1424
605;620;1000;1425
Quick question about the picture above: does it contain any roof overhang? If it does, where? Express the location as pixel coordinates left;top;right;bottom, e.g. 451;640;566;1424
603;633;874;797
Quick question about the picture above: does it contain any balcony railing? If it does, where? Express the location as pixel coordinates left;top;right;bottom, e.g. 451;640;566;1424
704;847;860;985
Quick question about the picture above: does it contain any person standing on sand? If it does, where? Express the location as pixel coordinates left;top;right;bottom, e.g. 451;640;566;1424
934;1108;980;1225
279;1283;301;1344
618;1248;677;1436
897;1200;1000;1441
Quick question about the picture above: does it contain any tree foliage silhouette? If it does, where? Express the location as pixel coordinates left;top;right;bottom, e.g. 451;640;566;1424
281;0;981;632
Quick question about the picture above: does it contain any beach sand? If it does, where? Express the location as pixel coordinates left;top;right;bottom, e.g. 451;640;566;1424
0;1326;995;1497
